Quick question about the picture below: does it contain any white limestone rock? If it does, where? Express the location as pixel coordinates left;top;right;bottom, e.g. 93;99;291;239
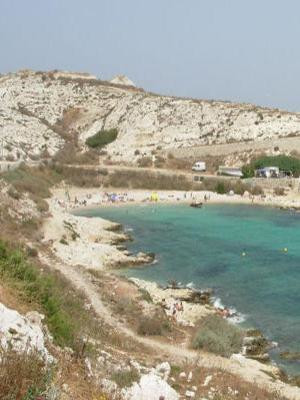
1;70;300;165
123;372;179;400
0;302;52;362
155;361;171;380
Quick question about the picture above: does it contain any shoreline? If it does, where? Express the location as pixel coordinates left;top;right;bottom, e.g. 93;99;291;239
48;185;300;331
42;186;300;391
52;187;300;213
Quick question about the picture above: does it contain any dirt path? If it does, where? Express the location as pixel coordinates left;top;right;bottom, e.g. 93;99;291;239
41;252;300;400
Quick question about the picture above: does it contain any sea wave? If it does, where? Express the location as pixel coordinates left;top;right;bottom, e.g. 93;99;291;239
213;297;246;324
186;282;195;289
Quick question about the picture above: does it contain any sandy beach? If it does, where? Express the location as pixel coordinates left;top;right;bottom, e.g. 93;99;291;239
51;186;300;212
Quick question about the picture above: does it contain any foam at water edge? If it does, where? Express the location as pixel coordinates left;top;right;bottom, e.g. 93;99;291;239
186;282;195;289
213;297;246;324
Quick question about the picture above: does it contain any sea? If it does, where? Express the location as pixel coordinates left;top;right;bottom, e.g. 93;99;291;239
76;203;300;375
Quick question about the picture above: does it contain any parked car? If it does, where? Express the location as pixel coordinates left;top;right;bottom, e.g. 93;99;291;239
192;161;206;172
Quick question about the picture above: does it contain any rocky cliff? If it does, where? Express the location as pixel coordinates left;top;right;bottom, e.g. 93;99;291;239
1;69;300;163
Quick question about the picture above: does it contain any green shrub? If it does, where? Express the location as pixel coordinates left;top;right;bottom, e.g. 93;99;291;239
216;182;226;194
85;128;118;148
192;315;244;357
243;155;300;178
137;315;170;336
0;241;80;347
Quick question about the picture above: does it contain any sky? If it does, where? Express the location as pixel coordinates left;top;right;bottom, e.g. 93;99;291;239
1;0;300;111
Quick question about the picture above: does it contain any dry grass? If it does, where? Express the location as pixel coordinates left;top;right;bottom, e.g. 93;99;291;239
170;365;288;400
0;348;49;400
106;169;194;190
53;143;100;165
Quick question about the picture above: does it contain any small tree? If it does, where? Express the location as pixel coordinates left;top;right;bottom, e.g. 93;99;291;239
216;182;226;194
85;128;118;149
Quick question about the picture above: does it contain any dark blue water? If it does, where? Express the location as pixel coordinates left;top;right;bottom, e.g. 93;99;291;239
76;204;300;374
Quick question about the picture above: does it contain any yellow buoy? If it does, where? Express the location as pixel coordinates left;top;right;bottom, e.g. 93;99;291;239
283;247;288;253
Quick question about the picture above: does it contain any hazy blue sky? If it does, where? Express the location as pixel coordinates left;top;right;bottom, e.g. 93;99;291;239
1;0;300;110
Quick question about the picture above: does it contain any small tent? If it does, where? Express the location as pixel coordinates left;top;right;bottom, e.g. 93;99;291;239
150;192;159;202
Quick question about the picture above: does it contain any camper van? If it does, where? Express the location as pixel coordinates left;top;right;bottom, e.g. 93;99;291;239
192;161;206;172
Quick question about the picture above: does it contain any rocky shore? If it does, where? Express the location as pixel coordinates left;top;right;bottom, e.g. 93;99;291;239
37;186;300;399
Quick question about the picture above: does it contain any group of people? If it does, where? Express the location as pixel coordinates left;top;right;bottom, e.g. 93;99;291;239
216;307;237;319
161;298;184;319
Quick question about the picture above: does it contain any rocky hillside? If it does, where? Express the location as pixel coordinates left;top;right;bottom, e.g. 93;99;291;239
1;69;300;163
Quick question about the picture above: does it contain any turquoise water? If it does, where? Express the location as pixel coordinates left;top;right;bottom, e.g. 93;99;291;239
76;204;300;374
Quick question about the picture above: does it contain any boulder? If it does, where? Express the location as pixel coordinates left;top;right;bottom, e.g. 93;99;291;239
123;372;179;400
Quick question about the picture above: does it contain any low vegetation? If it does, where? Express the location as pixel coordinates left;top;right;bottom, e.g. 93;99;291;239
201;178;264;196
242;155;300;178
53;143;100;165
274;187;285;196
0;348;51;400
1;163;102;212
86;128;118;148
112;368;140;388
0;240;93;349
106;169;194;190
192;315;244;357
137;315;171;336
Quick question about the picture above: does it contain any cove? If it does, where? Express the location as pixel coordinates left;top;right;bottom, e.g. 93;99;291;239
76;203;300;375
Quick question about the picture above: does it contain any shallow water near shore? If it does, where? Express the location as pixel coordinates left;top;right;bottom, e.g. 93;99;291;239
77;203;300;375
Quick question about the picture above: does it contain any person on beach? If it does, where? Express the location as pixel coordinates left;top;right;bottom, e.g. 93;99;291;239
176;301;184;312
217;307;230;318
161;298;168;310
172;304;177;319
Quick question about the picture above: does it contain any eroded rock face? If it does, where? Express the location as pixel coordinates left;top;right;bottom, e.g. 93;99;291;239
1;70;300;163
0;302;52;362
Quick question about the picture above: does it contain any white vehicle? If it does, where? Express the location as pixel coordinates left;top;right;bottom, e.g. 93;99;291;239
192;161;206;172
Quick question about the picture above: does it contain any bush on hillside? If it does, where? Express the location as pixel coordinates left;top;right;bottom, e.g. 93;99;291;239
137;315;171;336
137;156;152;167
192;315;244;357
85;128;118;148
216;182;226;194
274;187;285;196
